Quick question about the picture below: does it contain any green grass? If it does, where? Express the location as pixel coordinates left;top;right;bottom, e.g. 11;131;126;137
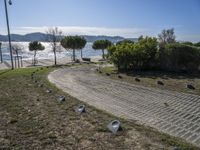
0;65;199;149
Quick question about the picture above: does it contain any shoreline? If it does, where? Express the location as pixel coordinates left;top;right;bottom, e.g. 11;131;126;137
0;55;103;69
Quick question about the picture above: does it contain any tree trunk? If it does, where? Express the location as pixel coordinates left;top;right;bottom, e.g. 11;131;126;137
102;49;105;59
81;49;83;59
16;51;20;68
33;51;37;66
0;44;2;63
54;47;57;66
73;49;75;62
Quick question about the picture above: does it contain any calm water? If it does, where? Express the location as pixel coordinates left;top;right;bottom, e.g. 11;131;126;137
0;42;104;60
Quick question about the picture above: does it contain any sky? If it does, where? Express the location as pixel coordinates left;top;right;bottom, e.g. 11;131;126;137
0;0;200;42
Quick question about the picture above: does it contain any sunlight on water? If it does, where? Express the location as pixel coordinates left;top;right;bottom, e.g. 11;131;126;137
1;42;104;60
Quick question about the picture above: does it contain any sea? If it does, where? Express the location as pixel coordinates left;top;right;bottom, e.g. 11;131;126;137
0;42;104;60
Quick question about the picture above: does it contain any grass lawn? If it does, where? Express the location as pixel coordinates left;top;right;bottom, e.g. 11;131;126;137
0;65;199;150
98;66;200;95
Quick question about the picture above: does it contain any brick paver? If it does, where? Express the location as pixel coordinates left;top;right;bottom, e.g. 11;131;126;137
48;66;200;147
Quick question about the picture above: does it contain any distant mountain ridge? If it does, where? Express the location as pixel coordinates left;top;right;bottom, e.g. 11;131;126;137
0;32;137;43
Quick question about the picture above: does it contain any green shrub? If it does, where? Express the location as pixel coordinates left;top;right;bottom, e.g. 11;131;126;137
108;37;158;70
160;43;200;72
108;37;200;73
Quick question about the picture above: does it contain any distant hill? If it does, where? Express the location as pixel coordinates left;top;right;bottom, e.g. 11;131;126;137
0;32;137;43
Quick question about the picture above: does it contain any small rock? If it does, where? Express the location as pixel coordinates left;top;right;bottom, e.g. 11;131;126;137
75;105;86;113
164;102;169;107
75;59;80;63
135;78;140;82
157;80;164;85
187;84;195;90
58;96;65;102
46;89;52;93
107;120;122;134
38;84;43;87
106;73;110;76
118;75;123;79
9;119;18;124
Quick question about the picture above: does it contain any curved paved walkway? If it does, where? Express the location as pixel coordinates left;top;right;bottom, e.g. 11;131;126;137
48;66;200;147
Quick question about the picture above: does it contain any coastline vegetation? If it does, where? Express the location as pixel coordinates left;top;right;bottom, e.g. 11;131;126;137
46;27;63;66
107;28;200;73
29;41;45;66
92;39;112;59
60;36;87;61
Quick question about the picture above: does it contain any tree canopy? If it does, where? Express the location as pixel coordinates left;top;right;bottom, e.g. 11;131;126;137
116;39;134;46
194;42;200;47
29;41;45;51
158;28;176;46
29;41;45;66
92;40;112;59
46;27;63;65
92;40;112;50
12;44;24;56
60;36;86;61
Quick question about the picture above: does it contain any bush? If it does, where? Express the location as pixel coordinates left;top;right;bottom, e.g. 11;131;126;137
108;37;158;70
110;43;134;70
160;43;200;72
116;40;134;46
108;37;200;73
194;42;200;47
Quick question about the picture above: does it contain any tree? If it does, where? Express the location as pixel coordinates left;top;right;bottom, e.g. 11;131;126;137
29;41;45;66
46;27;62;65
80;38;87;59
108;36;158;70
138;35;144;41
0;42;2;63
116;39;134;46
161;43;200;72
158;28;176;46
60;36;86;61
12;43;23;58
194;42;200;47
92;40;112;59
11;44;24;68
182;41;194;46
109;43;134;70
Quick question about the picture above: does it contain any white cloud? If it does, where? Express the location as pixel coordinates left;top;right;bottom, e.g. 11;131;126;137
0;26;147;38
177;34;200;42
1;26;198;42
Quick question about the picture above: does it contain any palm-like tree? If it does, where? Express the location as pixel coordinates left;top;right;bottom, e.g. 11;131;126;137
61;36;87;61
92;40;112;59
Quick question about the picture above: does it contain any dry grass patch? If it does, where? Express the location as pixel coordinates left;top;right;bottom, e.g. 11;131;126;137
0;66;199;150
99;66;200;95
